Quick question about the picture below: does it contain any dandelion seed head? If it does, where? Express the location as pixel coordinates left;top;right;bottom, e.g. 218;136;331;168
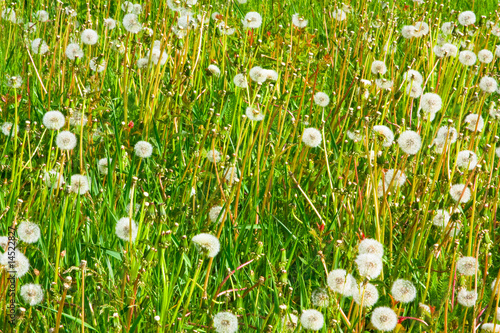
313;92;330;107
436;126;458;144
458;11;476;26
134;141;153;158
479;76;498;93
18;221;41;244
457;288;477;307
249;66;267;83
478;49;494;63
31;38;49;55
372;125;394;147
282;313;298;331
233;74;248;88
123;13;142;33
359;238;384;257
242;12;262;29
65;43;84;60
69;174;90;195
98;158;111;174
20;283;44;306
333;9;347;21
207;64;221;76
398;130;422;155
391;279;417;303
292;13;308;28
312;288;330;307
401;25;417;38
35;10;49;22
371;60;387;75
459;50;477;66
209;205;224;223
353;282;379;307
402;70;423;85
213;311;238;333
327;269;356;296
464;114;484;132
104;18;116;29
300;309;324;331
81;29;98;45
115;217;138;242
433;209;450;227
456;257;478;276
371;307;398;332
449;184;471;203
456;150;478;170
355;254;383;279
420;93;442;115
406;83;423;98
302;127;322;148
0;250;30;278
441;22;453;35
413;21;429;37
89;58;107;72
481;323;500;332
56;131;77;150
206;149;222;163
192;233;220;257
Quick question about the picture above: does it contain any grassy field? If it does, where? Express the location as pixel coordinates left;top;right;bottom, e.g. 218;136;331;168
0;0;499;332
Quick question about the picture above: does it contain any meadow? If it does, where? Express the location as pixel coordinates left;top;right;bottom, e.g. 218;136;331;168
0;0;499;331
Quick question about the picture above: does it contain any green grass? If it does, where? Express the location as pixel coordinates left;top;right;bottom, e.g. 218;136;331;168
0;0;499;332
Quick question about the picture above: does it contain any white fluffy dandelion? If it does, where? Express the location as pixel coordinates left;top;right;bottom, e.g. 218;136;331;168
233;74;248;88
433;209;450;227
249;66;267;83
206;149;222;163
353;282;379;307
20;284;44;306
69;174;90;195
401;25;417;38
371;60;387;75
104;18;116;29
479;76;498;93
302;127;322;148
355;254;383;279
464;114;484;132
384;169;406;188
457;288;477;307
213;311;238;333
123;13;142;33
456;257;478;276
456;150;478;170
209;205;224;223
436;126;458;144
245;107;265;121
43;170;65;188
481;323;500;332
406;83;423;98
359;238;384;258
115;217;138;242
81;29;98;45
478;49;494;64
300;309;324;331
0;250;30;278
292;13;308;28
98;158;111;174
419;93;442;115
449;184;471;203
458;11;476;26
282;313;298;331
65;43;84;60
35;10;49;22
372;125;394;147
459;51;477;66
89;58;106;72
242;12;262;29
313;92;330;107
17;221;41;244
312;288;330;307
333;9;347;21
398;130;422;155
391;279;417;303
371;307;398;332
56;131;77;151
43;111;65;130
208;64;221;76
327;269;356;296
1;122;17;137
192;233;220;257
31;38;49;55
134;141;153;158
